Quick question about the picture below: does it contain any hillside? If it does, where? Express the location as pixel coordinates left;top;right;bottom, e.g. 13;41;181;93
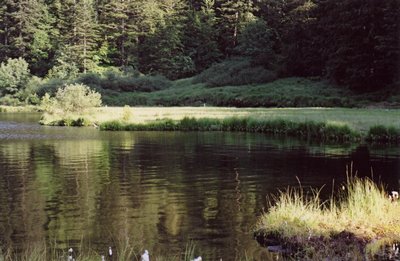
102;77;400;108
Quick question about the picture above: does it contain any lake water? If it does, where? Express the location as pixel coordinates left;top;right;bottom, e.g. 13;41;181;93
0;113;399;260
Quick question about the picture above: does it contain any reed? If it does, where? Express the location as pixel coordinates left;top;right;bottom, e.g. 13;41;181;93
0;241;206;261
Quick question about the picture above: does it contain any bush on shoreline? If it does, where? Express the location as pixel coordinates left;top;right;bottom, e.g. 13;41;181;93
192;58;277;87
36;71;172;98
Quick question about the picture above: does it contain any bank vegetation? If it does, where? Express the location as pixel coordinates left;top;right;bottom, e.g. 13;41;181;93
254;175;400;260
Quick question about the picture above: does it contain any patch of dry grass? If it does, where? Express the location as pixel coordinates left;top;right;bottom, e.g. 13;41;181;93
256;174;400;256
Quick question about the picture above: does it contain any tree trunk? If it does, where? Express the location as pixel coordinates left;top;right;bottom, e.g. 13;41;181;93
233;11;238;47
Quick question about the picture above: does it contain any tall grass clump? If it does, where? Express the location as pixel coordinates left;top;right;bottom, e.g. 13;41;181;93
256;185;336;243
99;120;126;131
366;125;400;143
182;241;197;261
338;177;399;239
255;176;400;259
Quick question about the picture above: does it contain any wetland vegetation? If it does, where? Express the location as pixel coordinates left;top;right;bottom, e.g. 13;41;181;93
254;174;400;260
0;241;207;261
38;103;400;143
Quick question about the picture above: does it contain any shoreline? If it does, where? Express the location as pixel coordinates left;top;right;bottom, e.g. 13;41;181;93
1;106;399;143
97;117;400;143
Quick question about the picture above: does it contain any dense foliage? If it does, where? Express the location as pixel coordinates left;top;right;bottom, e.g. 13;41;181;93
41;83;102;114
0;0;398;105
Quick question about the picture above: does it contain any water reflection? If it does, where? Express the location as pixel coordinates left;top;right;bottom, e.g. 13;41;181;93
0;113;399;260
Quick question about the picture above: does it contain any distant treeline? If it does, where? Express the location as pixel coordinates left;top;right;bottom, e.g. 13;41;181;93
0;0;398;92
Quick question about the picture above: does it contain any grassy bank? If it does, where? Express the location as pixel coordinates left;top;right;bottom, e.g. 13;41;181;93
254;176;400;259
39;107;400;143
40;107;400;131
99;117;400;143
100;117;359;142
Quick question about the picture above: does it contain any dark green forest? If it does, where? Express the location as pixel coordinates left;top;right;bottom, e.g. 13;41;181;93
0;0;399;106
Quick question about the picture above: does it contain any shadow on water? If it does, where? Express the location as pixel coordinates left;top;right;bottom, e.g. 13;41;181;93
0;113;399;260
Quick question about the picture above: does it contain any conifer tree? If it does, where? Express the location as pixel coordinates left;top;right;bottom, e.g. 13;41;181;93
54;0;98;73
0;0;55;75
215;0;255;55
97;0;138;66
138;0;195;78
183;0;221;72
317;0;399;90
74;0;98;72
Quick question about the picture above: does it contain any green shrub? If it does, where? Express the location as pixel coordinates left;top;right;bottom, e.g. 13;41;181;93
17;76;43;105
0;58;31;98
36;78;68;97
193;57;277;87
129;75;171;92
41;83;102;114
0;95;23;106
46;61;79;80
56;83;102;113
75;71;172;92
77;72;103;87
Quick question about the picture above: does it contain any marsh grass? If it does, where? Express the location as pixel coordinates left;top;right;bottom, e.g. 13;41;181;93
366;125;400;143
255;174;400;259
100;117;359;142
0;240;206;261
182;241;197;261
39;106;400;142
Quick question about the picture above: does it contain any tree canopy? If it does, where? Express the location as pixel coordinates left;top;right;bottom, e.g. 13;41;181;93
0;0;398;92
